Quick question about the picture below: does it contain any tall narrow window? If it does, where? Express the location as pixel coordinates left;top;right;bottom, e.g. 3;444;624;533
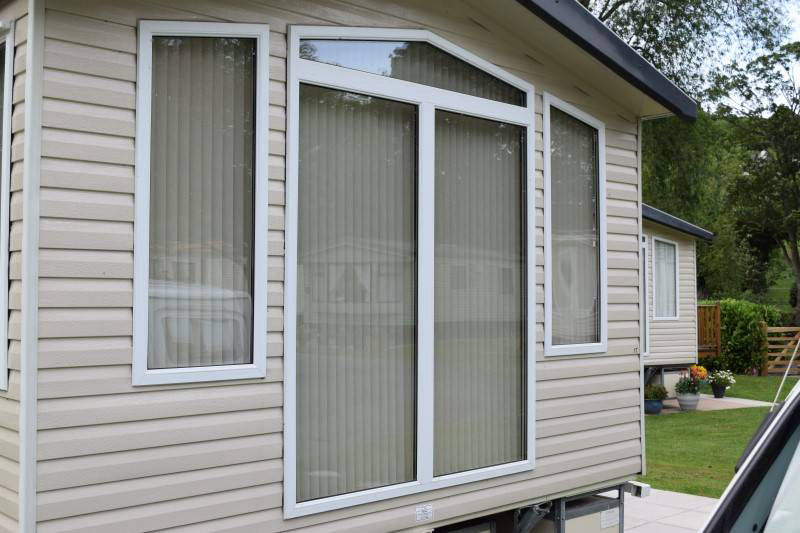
434;111;525;476
0;22;13;391
544;94;607;356
654;238;678;319
641;235;649;355
134;22;269;385
286;27;535;517
296;85;417;501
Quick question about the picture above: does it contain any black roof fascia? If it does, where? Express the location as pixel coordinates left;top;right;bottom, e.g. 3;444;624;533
515;0;698;121
642;204;714;241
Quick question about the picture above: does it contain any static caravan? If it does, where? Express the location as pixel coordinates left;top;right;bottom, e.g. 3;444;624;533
0;0;696;531
641;204;713;392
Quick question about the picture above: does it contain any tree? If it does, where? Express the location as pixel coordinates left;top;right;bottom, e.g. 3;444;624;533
578;0;792;98
724;44;800;319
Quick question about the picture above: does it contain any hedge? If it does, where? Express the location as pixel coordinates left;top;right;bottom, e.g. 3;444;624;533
714;299;781;373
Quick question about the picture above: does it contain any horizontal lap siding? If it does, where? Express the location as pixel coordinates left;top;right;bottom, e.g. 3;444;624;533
0;4;28;530
644;222;698;366
36;1;642;531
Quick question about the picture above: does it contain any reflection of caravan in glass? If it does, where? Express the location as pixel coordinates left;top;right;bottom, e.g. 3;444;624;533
148;254;253;369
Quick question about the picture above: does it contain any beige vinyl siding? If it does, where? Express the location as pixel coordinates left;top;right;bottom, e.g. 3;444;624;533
643;221;698;366
0;3;28;530
35;1;642;530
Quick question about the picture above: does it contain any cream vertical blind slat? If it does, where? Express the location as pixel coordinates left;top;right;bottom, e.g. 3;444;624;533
296;84;417;502
433;110;525;477
655;240;677;317
550;107;601;345
147;36;256;369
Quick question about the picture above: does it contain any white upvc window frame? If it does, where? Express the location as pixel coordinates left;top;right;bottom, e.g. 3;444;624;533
652;236;680;321
543;92;608;357
284;25;536;518
132;20;270;386
0;21;13;391
641;234;650;356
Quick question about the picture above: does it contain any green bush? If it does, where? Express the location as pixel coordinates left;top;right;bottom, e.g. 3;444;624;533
644;384;668;400
718;298;781;373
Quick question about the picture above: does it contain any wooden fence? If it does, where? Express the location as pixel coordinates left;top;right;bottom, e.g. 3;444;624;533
697;302;721;359
763;325;800;376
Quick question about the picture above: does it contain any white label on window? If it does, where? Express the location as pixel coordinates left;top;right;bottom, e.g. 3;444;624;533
600;508;619;528
415;504;434;522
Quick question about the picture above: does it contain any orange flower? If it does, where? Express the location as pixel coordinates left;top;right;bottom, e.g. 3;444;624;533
690;364;708;381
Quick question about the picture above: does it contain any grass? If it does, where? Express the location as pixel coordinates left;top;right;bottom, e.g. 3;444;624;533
765;269;793;314
638;407;769;497
700;374;799;403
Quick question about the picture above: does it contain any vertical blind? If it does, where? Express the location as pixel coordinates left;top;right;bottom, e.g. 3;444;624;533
550;107;601;345
147;36;256;369
434;111;525;476
296;84;417;501
655;240;677;317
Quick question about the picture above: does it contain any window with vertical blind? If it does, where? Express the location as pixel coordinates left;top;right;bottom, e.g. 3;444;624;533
133;21;269;385
544;93;608;357
285;27;535;517
0;22;13;391
654;237;679;319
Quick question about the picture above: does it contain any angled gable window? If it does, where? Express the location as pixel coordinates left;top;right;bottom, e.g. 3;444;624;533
133;21;269;385
0;21;13;391
285;26;535;517
544;93;608;357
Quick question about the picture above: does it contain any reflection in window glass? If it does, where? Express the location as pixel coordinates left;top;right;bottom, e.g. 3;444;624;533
550;107;601;346
300;39;525;106
296;84;417;502
148;36;256;369
434;110;526;476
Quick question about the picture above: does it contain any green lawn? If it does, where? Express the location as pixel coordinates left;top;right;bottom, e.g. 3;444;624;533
700;374;799;403
638;407;769;497
765;269;793;314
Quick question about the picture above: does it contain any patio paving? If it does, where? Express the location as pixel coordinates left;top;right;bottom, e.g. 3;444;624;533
623;488;718;532
660;393;771;414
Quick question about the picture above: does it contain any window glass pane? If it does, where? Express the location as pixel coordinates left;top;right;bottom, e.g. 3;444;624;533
655;240;677;317
296;84;417;501
550;107;601;345
147;36;256;369
300;39;525;106
434;110;525;476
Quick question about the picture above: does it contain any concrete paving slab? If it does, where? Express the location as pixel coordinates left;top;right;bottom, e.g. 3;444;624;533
659;394;771;414
623;489;717;532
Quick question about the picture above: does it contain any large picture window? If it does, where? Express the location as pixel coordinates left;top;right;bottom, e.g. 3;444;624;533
285;27;535;517
544;93;607;357
133;21;269;385
0;22;13;391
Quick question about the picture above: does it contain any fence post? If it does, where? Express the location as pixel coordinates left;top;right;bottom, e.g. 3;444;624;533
760;321;769;376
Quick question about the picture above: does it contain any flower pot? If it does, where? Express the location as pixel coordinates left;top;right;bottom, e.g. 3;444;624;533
711;383;727;398
677;392;700;411
644;399;663;415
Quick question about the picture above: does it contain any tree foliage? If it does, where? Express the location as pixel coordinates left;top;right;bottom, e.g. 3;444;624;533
578;0;791;98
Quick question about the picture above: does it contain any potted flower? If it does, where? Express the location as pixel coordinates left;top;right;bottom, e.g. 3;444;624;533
644;384;668;414
708;370;736;398
675;364;707;411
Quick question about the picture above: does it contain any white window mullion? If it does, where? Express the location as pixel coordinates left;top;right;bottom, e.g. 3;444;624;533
417;102;435;484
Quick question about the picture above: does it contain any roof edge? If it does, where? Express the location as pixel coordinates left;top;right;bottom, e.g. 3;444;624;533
515;0;698;121
642;204;714;241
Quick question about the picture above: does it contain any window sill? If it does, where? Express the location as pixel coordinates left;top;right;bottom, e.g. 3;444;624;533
544;342;608;357
132;363;266;386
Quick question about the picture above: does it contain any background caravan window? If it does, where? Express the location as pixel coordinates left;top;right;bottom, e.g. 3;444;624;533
654;238;679;319
133;22;269;385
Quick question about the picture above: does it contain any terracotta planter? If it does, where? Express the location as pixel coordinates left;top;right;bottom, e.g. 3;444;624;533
644;399;663;415
677;392;700;411
711;383;726;398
